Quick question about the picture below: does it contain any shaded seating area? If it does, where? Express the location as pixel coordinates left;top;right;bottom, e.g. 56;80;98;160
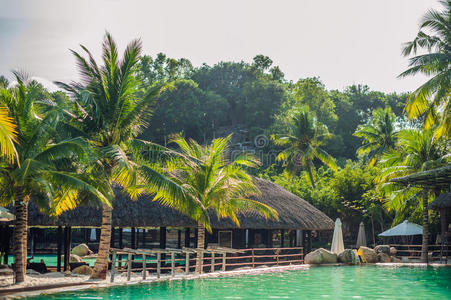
2;177;334;273
391;164;451;263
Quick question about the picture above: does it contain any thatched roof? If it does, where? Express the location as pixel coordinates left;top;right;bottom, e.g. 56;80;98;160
27;177;334;230
430;192;451;210
390;164;451;189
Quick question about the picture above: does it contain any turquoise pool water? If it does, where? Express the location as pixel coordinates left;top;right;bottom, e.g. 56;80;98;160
27;266;451;299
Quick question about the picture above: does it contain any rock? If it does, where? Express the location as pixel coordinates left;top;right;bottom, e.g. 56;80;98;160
391;256;402;263
26;269;41;275
338;249;358;265
374;245;390;255
358;246;378;263
377;253;391;263
389;247;397;256
61;254;83;263
305;248;338;264
72;265;93;276
71;243;93;257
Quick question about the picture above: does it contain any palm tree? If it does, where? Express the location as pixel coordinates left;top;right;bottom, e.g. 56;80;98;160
271;107;337;189
57;33;191;279
169;134;278;272
0;73;107;283
0;106;18;163
399;0;451;138
354;107;398;166
377;129;449;263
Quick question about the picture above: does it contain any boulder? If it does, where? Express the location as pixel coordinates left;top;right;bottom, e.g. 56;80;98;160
71;243;93;257
389;247;397;256
377;253;391;263
391;256;402;263
305;248;338;264
61;254;83;263
338;249;358;265
374;245;390;255
358;246;378;263
72;265;93;276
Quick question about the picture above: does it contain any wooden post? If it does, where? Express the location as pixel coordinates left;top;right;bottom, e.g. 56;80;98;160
211;252;216;272
185;252;190;275
171;252;175;277
421;188;429;263
185;228;190;247
142;254;146;280
127;253;132;281
110;227;115;248
110;250;117;283
131;227;136;249
280;229;285;248
251;249;255;268
142;229;146;249
199;251;204;274
177;230;182;249
119;228;123;249
57;226;62;272
276;250;279;266
3;226;10;265
63;226;69;271
222;253;226;272
157;253;161;278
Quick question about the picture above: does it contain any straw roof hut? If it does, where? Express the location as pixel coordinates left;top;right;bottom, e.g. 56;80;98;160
27;177;334;231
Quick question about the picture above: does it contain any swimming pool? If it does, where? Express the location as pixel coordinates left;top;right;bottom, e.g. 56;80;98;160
26;265;451;299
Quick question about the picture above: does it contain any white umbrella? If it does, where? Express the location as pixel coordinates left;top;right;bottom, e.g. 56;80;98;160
90;228;97;241
356;222;366;248
331;218;344;254
378;220;422;237
0;206;14;221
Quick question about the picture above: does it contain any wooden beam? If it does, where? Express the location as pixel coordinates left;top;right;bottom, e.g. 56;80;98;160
110;250;116;283
184;228;190;247
119;228;123;249
127;253;132;281
156;253;161;278
57;226;62;272
185;252;190;275
177;230;182;249
142;254;146;280
131;227;136;249
171;252;175;277
160;227;167;249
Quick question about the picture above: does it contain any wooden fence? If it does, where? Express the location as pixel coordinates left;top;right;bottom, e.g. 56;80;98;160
389;244;450;260
109;246;304;282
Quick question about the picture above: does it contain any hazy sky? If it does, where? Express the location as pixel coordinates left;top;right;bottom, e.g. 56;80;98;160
0;0;440;93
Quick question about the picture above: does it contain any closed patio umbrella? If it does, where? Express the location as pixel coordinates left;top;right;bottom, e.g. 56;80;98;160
0;206;14;221
331;218;344;254
356;222;366;248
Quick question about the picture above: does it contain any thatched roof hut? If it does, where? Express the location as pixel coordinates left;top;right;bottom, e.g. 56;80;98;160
28;177;333;231
430;192;451;210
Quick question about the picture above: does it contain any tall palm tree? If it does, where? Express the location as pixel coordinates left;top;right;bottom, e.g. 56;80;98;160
0;73;107;283
377;129;449;263
272;107;337;189
57;33;191;279
169;134;278;272
0;106;18;163
354;107;398;166
399;0;451;138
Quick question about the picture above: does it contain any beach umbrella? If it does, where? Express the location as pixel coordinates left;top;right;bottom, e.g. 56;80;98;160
331;218;344;254
356;222;367;248
378;220;422;237
0;206;14;221
90;228;97;241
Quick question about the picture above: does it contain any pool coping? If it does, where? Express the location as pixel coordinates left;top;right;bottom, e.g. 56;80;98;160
3;262;450;299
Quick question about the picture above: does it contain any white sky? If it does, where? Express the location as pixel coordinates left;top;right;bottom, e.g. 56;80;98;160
0;0;440;93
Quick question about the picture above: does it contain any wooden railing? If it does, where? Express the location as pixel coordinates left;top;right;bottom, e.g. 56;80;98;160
389;244;450;260
109;247;303;282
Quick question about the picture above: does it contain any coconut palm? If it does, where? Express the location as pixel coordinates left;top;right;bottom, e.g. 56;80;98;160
0;106;18;163
399;0;451;138
57;33;194;279
169;134;278;272
376;129;449;262
0;73;108;283
271;107;337;189
354;107;398;166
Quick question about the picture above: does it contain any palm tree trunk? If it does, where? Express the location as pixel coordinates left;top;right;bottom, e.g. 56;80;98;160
91;203;112;279
421;188;429;263
195;223;205;273
306;164;316;189
13;187;29;283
